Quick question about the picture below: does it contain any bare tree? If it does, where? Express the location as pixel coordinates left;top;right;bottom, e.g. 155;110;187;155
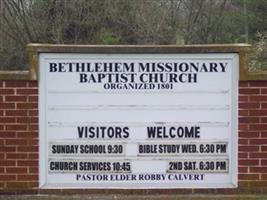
180;0;229;44
0;0;265;70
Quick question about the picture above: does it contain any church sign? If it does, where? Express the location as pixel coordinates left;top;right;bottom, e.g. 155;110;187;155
28;45;241;188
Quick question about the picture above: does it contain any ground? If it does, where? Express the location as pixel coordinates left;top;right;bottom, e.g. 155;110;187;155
0;195;267;200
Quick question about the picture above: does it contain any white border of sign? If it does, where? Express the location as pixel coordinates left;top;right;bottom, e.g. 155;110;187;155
38;53;238;189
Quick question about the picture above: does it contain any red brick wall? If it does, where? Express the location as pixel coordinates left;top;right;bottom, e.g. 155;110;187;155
0;80;38;194
238;81;267;194
0;80;267;194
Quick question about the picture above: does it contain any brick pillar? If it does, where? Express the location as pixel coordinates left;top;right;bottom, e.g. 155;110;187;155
239;81;267;193
0;80;38;194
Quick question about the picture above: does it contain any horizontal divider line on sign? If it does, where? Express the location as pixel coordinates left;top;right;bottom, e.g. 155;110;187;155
48;105;230;111
48;89;230;94
48;157;229;161
48;140;229;144
48;155;229;159
48;121;230;127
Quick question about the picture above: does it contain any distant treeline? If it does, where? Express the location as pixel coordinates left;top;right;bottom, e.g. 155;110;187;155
0;0;266;70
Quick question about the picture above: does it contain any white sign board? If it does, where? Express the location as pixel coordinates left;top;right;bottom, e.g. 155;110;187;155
39;52;238;188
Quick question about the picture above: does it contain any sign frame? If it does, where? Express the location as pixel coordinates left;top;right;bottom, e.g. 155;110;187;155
27;44;249;189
